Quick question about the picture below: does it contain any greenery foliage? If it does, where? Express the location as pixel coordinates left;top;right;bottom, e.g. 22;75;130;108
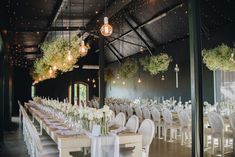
104;68;115;82
118;58;138;79
202;44;235;71
139;53;172;75
32;35;90;83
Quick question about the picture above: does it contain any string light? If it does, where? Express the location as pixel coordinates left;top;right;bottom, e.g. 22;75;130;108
138;78;142;83
92;79;96;83
93;84;96;88
161;75;165;81
87;78;90;82
122;81;126;85
112;80;116;84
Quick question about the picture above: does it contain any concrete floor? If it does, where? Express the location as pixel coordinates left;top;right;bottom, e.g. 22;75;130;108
0;117;233;157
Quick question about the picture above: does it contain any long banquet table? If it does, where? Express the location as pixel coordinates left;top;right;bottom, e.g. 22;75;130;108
25;103;142;157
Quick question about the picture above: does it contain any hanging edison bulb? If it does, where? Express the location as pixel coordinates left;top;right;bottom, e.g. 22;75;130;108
67;50;73;61
138;78;142;83
79;40;88;56
100;17;113;36
48;67;53;76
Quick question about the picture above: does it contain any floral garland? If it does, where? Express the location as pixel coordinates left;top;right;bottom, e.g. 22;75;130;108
139;53;172;75
118;58;138;79
32;35;90;84
202;44;235;71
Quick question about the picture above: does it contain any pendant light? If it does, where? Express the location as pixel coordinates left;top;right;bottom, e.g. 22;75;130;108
100;0;113;36
79;0;88;56
49;67;53;76
67;0;73;61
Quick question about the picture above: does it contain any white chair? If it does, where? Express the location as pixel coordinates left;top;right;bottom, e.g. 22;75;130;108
178;110;191;145
115;104;121;115
127;106;134;119
151;108;162;138
142;108;151;119
135;107;143;122
208;112;233;157
109;112;126;128
120;119;155;157
229;112;235;156
20;104;59;157
125;115;139;133
162;108;180;142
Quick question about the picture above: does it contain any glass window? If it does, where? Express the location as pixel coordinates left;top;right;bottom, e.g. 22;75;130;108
68;85;72;103
74;82;88;106
31;85;35;98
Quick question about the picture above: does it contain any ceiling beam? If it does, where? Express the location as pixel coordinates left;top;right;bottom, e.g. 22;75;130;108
128;14;159;48
86;0;133;28
12;26;85;33
106;2;184;46
124;17;153;55
106;44;121;64
40;0;66;44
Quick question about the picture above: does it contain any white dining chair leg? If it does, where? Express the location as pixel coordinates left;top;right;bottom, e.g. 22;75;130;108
221;137;224;157
158;126;161;139
181;132;184;145
164;127;167;141
211;137;214;155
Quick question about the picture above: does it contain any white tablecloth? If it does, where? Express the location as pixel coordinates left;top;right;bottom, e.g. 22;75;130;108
91;134;119;157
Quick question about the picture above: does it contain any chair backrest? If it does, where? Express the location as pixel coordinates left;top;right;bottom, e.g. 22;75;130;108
127;106;133;118
135;107;143;120
178;110;190;128
138;119;155;147
113;112;126;127
162;108;172;125
21;104;43;153
125;115;139;133
229;112;235;131
142;107;151;119
115;104;121;115
151;108;161;123
208;112;224;134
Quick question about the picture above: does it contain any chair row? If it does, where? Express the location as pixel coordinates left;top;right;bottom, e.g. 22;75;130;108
110;112;155;157
19;101;59;157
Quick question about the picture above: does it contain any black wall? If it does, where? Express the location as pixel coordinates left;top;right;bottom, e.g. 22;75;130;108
12;67;32;116
105;24;235;103
36;68;99;101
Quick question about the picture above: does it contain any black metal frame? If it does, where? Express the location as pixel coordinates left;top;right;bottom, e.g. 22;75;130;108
188;0;204;157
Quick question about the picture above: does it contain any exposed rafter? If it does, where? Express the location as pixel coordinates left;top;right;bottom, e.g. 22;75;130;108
125;18;153;55
12;26;86;33
106;2;184;46
128;14;158;48
86;0;133;28
40;0;66;44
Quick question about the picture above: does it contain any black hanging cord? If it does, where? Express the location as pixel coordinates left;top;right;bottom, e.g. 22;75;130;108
69;0;71;48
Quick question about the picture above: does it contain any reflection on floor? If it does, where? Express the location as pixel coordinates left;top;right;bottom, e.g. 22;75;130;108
0;117;233;157
149;136;233;157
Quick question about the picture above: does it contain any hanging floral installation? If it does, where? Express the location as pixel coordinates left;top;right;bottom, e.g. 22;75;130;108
32;35;90;84
139;53;172;75
203;43;235;71
104;68;115;82
118;58;139;79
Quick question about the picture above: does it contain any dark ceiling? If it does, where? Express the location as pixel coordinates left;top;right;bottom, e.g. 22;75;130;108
0;0;235;68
